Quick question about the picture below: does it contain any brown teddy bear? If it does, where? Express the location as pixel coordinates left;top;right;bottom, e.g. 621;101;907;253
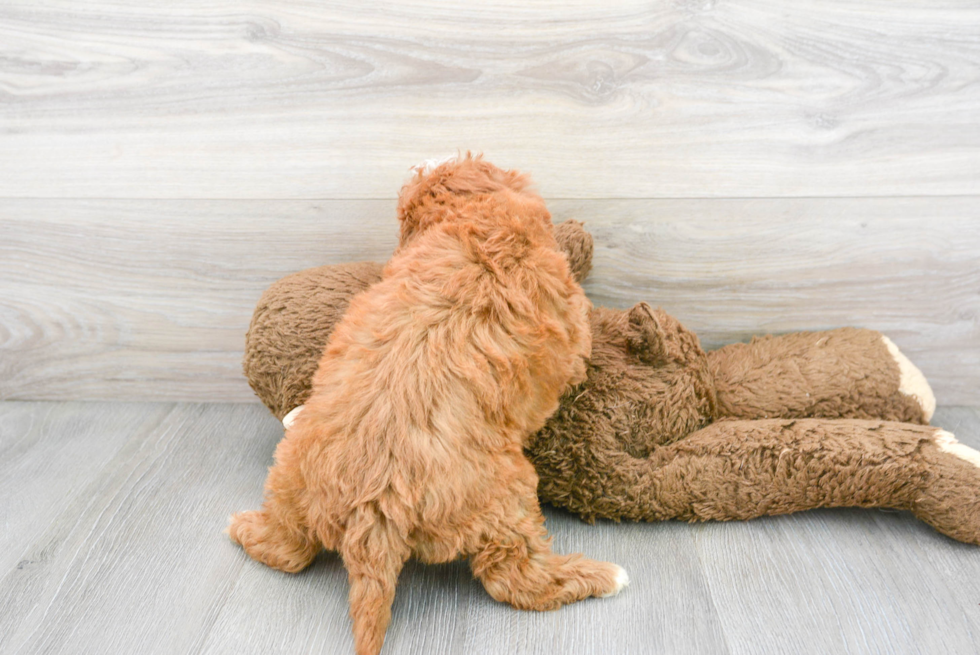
244;221;980;545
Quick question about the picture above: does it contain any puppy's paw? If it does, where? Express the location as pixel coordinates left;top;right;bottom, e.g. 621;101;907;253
561;557;630;600
226;510;316;573
226;510;264;548
600;564;630;598
227;511;250;544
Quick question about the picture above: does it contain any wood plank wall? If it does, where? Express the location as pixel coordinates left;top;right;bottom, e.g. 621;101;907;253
1;1;978;404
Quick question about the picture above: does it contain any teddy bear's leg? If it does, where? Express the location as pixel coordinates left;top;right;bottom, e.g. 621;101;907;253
912;430;980;544
580;418;980;544
339;505;410;655
470;489;628;610
227;437;321;573
708;328;934;424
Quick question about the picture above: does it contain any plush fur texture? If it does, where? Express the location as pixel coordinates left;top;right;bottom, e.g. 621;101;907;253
528;306;980;545
242;218;980;549
229;157;624;655
710;328;930;423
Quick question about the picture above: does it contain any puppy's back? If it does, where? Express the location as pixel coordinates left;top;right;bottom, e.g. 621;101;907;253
302;196;587;517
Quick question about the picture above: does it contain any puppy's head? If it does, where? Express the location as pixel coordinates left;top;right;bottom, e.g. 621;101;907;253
396;153;549;245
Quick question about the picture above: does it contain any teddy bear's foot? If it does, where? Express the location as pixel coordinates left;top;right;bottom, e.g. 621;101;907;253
227;510;320;573
934;429;980;467
881;336;936;423
913;430;980;545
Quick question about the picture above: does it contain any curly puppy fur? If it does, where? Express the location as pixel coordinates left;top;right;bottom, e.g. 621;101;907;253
243;220;594;423
228;156;625;655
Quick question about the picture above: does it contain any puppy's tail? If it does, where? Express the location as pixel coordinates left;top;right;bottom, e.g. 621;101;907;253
338;505;410;655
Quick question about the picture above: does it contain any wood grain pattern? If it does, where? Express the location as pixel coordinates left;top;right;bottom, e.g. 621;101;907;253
0;403;279;655
0;199;399;402
2;1;979;198
2;197;977;404
0;402;978;654
0;402;169;575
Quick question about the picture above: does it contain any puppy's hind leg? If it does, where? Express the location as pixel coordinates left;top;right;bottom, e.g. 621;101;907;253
228;457;320;573
471;493;628;611
339;506;411;655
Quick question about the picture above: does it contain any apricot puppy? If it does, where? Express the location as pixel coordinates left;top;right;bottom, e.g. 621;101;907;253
228;156;627;655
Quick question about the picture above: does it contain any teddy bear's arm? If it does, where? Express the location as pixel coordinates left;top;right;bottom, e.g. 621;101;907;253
537;418;980;545
243;262;385;419
707;328;935;425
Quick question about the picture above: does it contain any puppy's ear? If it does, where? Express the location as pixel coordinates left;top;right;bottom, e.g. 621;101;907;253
627;303;672;365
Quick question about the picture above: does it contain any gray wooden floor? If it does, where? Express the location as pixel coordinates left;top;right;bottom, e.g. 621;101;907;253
2;401;979;655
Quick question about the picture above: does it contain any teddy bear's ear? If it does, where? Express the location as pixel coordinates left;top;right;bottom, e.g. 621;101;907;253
627;302;670;364
553;220;593;284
